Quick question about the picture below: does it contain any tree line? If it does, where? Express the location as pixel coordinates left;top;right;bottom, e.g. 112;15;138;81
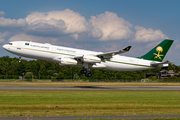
0;56;179;80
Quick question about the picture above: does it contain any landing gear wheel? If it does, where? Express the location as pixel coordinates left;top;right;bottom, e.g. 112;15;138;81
81;66;92;77
85;72;92;77
83;69;87;74
80;69;87;75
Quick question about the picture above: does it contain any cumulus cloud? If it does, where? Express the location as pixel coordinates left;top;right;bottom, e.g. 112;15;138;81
8;33;59;43
0;11;5;17
89;11;133;41
0;31;9;43
0;17;26;27
134;26;168;42
0;9;168;43
24;10;134;41
25;9;88;35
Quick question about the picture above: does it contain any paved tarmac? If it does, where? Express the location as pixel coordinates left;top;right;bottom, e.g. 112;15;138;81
0;115;180;120
0;86;180;91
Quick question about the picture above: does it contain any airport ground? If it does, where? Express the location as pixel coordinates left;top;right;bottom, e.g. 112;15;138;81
0;81;180;120
1;80;180;86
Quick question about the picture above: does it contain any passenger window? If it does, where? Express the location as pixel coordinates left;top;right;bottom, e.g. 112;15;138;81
8;43;12;45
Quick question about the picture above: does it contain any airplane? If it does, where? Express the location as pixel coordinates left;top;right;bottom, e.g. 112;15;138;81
3;39;174;77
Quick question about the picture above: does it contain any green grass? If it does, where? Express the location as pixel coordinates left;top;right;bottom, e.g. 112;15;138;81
0;91;180;117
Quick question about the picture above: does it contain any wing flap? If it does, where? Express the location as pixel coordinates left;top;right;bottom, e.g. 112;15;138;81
73;55;83;59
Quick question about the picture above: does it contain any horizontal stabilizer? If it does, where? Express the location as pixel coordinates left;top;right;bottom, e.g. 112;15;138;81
150;61;174;67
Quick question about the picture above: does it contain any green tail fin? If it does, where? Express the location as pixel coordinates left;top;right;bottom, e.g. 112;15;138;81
138;39;174;62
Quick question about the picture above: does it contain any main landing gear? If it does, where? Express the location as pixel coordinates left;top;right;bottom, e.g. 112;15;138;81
80;68;92;77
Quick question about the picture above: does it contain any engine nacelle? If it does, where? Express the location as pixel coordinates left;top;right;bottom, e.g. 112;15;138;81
52;56;77;66
60;58;77;65
83;55;101;63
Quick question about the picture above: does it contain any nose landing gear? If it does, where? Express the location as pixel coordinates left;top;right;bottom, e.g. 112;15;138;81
19;56;21;63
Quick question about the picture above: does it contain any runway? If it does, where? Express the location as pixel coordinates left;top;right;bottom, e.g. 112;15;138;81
1;115;180;120
1;86;180;91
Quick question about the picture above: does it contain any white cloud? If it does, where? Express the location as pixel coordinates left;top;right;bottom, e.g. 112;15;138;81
89;11;133;41
8;33;59;43
0;11;5;17
25;9;88;35
134;26;168;42
90;28;103;38
23;10;135;41
0;17;26;27
0;31;9;43
0;9;168;43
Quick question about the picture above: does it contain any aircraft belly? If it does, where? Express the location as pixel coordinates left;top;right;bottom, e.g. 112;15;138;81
105;61;151;71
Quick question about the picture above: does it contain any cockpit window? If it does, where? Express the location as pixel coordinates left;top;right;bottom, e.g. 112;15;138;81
7;43;12;45
25;43;29;45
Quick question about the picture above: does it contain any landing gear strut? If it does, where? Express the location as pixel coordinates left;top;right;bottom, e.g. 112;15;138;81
19;56;21;63
81;68;92;77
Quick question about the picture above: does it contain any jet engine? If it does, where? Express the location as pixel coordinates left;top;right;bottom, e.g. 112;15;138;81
52;57;77;65
60;57;77;65
83;55;101;63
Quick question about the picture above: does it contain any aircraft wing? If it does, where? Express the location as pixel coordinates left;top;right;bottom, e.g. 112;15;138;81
72;46;131;62
96;46;131;59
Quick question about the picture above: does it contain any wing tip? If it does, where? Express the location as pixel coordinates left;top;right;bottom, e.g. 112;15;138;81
123;46;131;51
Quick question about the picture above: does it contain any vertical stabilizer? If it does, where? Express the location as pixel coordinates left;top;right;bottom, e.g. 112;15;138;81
138;39;174;62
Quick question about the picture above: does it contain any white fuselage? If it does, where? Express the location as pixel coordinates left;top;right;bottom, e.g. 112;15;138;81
3;41;157;71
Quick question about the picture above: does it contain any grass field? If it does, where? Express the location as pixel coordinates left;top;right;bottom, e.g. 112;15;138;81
1;81;180;86
0;91;180;117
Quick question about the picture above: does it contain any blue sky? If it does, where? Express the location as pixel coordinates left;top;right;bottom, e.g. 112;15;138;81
0;0;180;65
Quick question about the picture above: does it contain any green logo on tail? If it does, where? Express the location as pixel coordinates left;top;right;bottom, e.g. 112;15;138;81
138;39;174;62
154;46;164;60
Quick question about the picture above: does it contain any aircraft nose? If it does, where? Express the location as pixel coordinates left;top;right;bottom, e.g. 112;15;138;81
3;44;7;50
